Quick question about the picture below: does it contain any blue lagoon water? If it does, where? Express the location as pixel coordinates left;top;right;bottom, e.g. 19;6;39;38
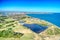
23;24;48;33
27;13;60;27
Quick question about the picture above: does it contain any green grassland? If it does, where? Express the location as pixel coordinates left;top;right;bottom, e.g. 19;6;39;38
0;16;23;39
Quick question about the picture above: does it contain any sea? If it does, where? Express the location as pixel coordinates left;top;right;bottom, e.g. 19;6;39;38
27;13;60;27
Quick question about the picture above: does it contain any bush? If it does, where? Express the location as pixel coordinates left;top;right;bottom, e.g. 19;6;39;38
54;28;60;35
0;28;23;38
47;29;54;35
0;25;2;28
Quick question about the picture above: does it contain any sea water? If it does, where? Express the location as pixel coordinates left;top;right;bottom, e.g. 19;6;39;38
27;13;60;27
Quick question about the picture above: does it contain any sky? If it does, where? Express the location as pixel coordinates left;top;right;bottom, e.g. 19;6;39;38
0;0;60;12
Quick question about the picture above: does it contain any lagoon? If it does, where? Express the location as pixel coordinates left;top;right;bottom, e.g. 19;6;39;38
23;24;48;33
